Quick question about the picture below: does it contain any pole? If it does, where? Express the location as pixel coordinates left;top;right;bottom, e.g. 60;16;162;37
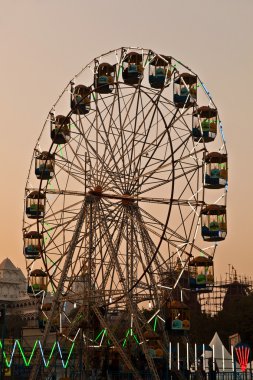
187;342;189;371
195;343;197;372
250;355;252;380
212;345;215;372
169;342;171;371
222;345;225;372
177;343;180;371
203;344;205;373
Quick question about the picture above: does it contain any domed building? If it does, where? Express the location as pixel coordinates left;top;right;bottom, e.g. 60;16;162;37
0;258;27;300
0;258;41;324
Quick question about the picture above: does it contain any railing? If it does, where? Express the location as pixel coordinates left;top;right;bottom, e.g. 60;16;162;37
1;365;253;380
106;371;253;380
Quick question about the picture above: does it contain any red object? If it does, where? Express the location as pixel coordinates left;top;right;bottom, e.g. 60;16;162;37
235;345;250;372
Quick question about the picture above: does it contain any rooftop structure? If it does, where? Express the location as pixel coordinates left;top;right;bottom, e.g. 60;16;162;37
0;258;27;301
198;267;253;315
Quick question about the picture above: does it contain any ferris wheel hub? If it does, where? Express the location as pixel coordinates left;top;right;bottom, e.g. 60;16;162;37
121;194;135;206
88;185;103;196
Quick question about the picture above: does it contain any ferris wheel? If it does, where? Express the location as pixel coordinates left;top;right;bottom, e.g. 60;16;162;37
23;47;228;379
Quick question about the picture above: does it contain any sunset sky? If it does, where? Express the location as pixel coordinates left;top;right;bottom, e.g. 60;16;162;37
1;0;252;280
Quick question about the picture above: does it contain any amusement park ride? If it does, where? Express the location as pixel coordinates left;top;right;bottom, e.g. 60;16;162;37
22;47;228;379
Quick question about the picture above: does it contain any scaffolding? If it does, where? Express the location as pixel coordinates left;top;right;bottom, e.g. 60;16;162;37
198;266;253;315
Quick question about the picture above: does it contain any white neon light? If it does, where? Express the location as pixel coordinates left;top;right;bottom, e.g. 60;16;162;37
195;343;197;370
157;284;172;290
147;309;160;324
203;343;205;372
231;345;234;371
169;342;172;370
100;329;107;346
157;315;165;323
213;345;215;371
187;342;189;370
177;343;180;370
38;340;47;367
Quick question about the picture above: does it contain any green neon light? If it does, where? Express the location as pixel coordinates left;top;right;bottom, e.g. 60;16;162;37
63;342;75;369
95;328;105;342
45;341;57;367
42;222;57;293
122;328;140;347
122;329;130;347
17;340;39;366
27;340;38;366
59;144;64;158
51;282;56;294
47;179;54;190
0;341;11;368
133;334;139;344
43;222;53;245
116;66;122;80
16;340;29;366
153;316;158;332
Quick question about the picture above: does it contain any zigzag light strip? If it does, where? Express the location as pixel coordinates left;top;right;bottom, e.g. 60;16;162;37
0;340;75;368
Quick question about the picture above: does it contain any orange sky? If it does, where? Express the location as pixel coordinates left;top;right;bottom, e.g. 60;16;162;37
0;0;252;279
